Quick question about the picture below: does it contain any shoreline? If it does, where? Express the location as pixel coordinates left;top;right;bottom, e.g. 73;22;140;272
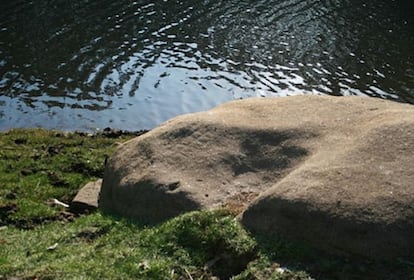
0;126;149;138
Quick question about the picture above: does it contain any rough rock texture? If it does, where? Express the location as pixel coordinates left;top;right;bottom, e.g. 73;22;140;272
71;179;102;213
241;121;414;259
99;95;414;258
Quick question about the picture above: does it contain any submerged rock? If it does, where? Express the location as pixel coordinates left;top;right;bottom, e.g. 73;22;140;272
98;95;414;258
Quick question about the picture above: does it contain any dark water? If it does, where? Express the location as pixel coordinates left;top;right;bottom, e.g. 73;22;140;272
1;0;413;131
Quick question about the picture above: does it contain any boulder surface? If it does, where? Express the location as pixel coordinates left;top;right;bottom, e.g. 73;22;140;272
99;95;414;258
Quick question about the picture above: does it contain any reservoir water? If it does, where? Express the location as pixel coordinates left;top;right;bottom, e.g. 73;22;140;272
1;0;413;131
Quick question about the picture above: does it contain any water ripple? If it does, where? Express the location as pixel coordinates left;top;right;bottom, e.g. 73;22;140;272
0;0;413;130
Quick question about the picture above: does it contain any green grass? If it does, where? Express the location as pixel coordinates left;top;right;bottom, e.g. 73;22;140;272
0;128;132;225
0;129;413;279
1;209;310;279
1;211;244;279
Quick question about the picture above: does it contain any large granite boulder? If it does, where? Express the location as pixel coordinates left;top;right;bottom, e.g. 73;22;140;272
98;95;414;258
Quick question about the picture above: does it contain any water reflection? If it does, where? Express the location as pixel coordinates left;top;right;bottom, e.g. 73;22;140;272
0;0;413;130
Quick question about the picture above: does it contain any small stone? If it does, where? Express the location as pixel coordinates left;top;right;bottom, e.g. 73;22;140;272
70;179;102;214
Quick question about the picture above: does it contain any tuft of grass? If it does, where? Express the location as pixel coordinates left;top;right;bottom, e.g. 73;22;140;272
233;256;310;280
137;209;258;279
1;211;258;279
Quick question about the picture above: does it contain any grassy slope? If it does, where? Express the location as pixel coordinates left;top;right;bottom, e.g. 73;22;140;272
0;129;412;280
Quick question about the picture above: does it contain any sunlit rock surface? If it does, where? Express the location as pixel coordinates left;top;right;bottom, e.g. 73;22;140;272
99;95;414;258
71;179;102;214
